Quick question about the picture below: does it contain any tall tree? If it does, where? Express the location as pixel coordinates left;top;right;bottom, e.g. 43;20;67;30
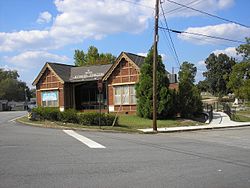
228;37;250;100
74;50;86;66
74;46;116;66
227;61;250;100
136;47;177;119
236;37;250;61
0;69;30;101
203;53;236;97
178;62;203;118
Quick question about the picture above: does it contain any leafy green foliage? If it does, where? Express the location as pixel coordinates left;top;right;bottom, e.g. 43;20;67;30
58;109;79;123
227;37;250;100
0;69;31;101
197;80;209;92
74;46;116;66
32;107;60;121
203;53;236;97
178;62;203;118
78;112;117;126
31;107;117;126
236;37;250;61
136;47;178;119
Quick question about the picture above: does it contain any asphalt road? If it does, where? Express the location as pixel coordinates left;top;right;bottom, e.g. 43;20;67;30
1;111;250;188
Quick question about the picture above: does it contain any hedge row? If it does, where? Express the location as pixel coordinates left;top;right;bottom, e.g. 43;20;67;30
31;107;118;126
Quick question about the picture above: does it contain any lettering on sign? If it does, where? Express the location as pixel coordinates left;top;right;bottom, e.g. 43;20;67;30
73;70;104;80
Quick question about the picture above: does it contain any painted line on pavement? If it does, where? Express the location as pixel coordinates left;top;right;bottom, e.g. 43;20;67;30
8;115;26;123
63;130;106;149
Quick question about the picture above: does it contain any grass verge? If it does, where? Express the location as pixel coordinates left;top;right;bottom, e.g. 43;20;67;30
232;110;250;122
17;114;202;133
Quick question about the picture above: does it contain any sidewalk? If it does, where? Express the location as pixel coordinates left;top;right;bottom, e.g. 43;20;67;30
138;111;250;133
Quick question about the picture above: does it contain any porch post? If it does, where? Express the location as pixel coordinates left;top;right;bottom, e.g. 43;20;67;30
73;84;76;109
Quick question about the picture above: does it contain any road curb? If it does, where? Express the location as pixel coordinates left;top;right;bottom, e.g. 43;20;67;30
138;123;250;133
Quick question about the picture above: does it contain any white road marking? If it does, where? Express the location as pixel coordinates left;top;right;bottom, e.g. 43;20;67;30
8;115;26;123
63;130;106;149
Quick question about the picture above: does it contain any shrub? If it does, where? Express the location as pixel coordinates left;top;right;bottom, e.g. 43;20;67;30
58;109;78;123
32;107;118;126
78;112;117;126
32;107;59;121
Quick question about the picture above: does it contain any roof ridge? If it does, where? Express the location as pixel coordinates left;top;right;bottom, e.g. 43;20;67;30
72;64;112;68
47;62;75;67
123;52;146;58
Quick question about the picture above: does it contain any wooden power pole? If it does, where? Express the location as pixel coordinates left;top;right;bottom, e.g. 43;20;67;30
153;0;159;132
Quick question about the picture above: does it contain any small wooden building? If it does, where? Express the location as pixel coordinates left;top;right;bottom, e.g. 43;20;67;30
33;52;178;114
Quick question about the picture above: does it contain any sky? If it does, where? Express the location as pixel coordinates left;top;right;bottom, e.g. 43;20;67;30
0;0;250;88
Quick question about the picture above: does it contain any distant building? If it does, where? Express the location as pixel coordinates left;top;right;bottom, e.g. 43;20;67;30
33;52;178;114
0;100;9;111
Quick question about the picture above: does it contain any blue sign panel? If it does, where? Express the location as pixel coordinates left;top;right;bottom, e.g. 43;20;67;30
42;91;58;101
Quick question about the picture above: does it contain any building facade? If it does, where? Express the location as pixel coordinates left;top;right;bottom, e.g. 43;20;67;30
33;52;178;114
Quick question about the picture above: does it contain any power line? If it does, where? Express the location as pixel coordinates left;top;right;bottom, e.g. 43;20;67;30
164;0;250;28
119;0;154;9
163;0;202;15
158;26;246;44
160;3;181;67
159;21;180;68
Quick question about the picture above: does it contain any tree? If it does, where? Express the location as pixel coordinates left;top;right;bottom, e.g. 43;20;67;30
178;62;203;118
228;37;250;100
227;61;250;100
74;50;86;66
236;37;250;61
0;69;29;101
136;47;176;119
197;80;209;92
203;53;236;97
74;46;116;66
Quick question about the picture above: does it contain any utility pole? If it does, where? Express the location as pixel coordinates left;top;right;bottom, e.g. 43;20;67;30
153;0;159;132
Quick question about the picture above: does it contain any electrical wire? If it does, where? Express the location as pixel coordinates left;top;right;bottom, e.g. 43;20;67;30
164;0;250;28
160;3;181;67
119;0;154;9
163;0;202;15
158;26;246;44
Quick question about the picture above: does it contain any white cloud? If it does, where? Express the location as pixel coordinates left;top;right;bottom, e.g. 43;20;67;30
178;23;250;45
212;46;242;60
0;0;152;52
36;11;52;24
0;0;237;53
4;51;69;69
159;0;234;18
0;30;50;52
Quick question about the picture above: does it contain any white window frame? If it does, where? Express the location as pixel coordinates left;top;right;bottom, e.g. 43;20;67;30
41;90;59;107
114;85;137;105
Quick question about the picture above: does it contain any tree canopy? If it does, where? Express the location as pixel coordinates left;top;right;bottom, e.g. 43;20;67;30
0;69;31;101
227;37;250;100
74;46;116;66
136;47;178;119
203;53;236;97
178;62;202;117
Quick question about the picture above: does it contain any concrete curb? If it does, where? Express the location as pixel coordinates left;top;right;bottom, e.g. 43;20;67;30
138;123;250;133
15;117;139;134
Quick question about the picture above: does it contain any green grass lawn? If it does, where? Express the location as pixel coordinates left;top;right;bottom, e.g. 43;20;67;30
232;110;250;122
17;114;201;133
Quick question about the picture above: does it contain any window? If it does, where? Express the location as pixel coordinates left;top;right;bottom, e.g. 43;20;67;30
41;90;59;107
114;85;137;105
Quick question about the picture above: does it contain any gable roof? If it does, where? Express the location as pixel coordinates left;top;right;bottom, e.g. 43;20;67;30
48;63;74;82
33;62;113;85
32;62;74;86
102;52;145;81
123;52;145;68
